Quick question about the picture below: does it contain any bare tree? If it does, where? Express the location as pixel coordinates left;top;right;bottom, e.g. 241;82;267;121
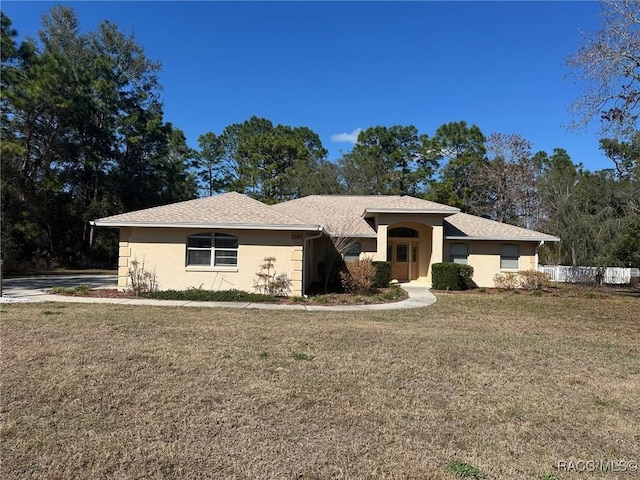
319;219;359;293
567;0;640;138
467;133;544;229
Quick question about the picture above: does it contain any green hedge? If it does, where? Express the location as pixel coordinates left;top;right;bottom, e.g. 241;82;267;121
431;262;474;290
145;289;277;302
372;261;391;288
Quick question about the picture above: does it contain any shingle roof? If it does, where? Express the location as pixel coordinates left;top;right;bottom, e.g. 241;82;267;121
92;192;321;230
92;193;559;241
271;195;459;237
444;212;560;241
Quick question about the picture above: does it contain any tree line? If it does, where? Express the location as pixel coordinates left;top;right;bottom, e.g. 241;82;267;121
1;5;638;272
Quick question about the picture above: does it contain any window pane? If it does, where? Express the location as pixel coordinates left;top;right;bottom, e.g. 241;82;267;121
500;244;519;269
187;249;211;266
396;244;408;262
215;234;238;249
501;257;519;269
345;243;361;256
450;243;468;256
188;234;211;248
215;250;238;266
501;244;519;257
388;227;419;238
451;255;468;265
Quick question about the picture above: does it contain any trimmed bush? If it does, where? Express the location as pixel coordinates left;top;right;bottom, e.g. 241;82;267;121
372;261;391;288
432;262;474;290
494;270;551;291
145;289;276;303
340;258;376;295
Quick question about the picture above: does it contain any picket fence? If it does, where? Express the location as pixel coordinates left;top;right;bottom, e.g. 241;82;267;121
537;265;632;285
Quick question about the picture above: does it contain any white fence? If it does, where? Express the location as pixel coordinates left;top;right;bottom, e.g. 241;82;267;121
537;265;632;285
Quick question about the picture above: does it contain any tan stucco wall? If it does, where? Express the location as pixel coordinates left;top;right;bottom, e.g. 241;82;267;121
444;240;538;287
118;227;307;295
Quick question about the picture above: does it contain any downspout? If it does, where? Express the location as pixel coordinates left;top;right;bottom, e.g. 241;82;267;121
535;240;545;271
303;228;324;296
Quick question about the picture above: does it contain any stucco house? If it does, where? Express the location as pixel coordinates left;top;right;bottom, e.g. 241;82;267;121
91;192;559;295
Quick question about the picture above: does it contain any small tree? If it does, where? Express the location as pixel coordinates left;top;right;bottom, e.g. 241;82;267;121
128;259;159;296
254;256;292;296
319;219;360;293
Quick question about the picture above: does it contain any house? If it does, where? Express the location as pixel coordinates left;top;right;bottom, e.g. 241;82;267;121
91;192;559;295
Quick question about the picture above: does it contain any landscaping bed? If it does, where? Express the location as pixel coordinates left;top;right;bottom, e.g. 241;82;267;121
50;285;409;305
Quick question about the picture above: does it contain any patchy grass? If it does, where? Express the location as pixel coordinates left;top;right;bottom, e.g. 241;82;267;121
1;293;638;479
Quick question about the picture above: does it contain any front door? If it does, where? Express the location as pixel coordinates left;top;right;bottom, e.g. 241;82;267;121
390;241;419;281
391;242;409;281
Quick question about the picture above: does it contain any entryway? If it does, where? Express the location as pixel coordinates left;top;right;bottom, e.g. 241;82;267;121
389;240;419;282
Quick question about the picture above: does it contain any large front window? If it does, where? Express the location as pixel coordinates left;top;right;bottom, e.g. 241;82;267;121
187;233;238;267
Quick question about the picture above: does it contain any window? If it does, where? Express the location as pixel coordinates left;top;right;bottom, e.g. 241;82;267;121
344;243;362;263
396;244;408;262
500;244;519;269
449;243;468;264
388;227;419;238
187;233;238;267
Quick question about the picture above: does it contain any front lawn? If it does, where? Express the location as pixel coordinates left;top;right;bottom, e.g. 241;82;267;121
1;293;638;479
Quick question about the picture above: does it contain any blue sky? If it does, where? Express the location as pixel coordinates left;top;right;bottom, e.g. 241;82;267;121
3;1;611;171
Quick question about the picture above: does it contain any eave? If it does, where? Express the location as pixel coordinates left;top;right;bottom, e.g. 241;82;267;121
363;207;459;216
445;235;560;242
90;221;323;231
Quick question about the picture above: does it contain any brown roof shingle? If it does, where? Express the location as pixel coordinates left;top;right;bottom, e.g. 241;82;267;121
271;195;459;236
445;212;559;241
93;193;559;241
92;192;321;230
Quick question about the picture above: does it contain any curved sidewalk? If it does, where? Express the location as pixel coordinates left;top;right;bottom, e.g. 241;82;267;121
0;276;436;311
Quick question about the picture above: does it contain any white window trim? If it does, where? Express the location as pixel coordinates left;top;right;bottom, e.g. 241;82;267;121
186;233;238;269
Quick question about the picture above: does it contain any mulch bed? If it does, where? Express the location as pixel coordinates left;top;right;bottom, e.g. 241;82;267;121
56;288;409;305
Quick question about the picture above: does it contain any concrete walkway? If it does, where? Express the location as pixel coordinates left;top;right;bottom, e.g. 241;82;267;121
0;275;436;311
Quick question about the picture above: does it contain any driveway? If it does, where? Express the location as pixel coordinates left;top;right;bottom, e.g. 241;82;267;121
1;275;117;301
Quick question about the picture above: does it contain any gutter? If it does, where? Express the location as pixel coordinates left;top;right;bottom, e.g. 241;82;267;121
535;240;545;270
90;221;323;231
445;235;560;242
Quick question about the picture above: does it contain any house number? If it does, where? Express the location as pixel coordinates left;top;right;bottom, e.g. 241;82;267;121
291;234;303;240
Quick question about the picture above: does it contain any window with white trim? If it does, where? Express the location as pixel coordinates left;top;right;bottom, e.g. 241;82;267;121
343;243;362;263
449;243;468;264
186;233;238;267
500;244;519;269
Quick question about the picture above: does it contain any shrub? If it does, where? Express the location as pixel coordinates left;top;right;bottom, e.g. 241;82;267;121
129;259;159;296
494;270;551;291
372;284;407;302
145;289;276;303
432;262;474;290
372;261;391;288
493;271;520;290
340;258;376;295
51;285;89;296
518;269;552;290
253;256;292;296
